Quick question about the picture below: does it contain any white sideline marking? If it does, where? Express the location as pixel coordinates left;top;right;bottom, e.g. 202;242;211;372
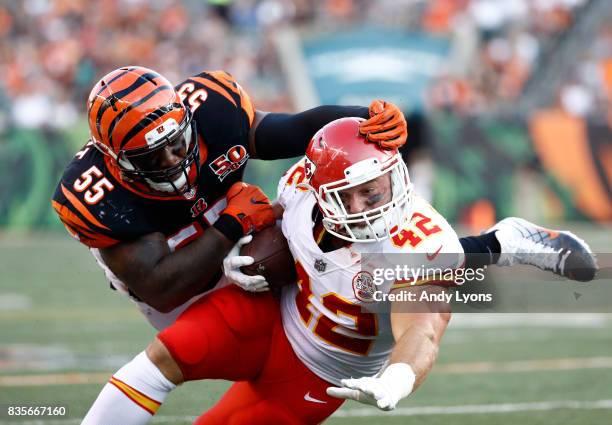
0;372;110;387
4;400;612;424
0;293;32;310
435;356;612;374
450;313;612;329
2;357;612;387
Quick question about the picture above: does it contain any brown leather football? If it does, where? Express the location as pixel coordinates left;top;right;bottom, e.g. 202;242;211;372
240;222;297;290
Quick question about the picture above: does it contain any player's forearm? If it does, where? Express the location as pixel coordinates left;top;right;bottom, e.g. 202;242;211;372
253;106;369;159
146;227;235;311
102;229;234;312
388;315;448;390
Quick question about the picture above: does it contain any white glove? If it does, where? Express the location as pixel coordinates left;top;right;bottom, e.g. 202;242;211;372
326;363;415;411
223;235;269;292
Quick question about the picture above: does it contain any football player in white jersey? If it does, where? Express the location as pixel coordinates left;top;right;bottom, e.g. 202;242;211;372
275;117;463;411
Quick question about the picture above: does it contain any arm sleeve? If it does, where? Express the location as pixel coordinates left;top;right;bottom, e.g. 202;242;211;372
254;105;369;160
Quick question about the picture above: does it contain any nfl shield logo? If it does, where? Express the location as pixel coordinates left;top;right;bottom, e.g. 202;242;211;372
352;271;376;302
314;259;327;273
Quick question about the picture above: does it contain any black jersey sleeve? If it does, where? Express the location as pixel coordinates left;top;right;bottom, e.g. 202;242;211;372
253;105;370;159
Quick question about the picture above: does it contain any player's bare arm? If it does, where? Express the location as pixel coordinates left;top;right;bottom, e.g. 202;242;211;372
99;227;233;313
388;285;451;390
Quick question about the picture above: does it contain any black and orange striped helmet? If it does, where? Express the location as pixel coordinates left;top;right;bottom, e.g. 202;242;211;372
87;66;199;198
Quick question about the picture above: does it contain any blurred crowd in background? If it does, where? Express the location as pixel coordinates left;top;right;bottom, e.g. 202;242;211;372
1;0;610;131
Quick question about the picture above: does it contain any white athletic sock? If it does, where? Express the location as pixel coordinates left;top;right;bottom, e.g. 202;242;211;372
81;351;176;425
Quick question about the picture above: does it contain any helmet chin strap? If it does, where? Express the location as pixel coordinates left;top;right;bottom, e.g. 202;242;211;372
146;123;194;194
117;156;189;194
145;173;187;193
349;217;387;240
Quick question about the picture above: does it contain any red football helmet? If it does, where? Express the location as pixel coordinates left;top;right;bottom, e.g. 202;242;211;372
87;66;199;198
302;117;413;243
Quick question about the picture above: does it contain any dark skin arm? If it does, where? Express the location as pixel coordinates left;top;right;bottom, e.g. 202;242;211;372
100;224;234;313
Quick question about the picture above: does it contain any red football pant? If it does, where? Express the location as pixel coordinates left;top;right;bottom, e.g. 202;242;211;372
158;285;344;424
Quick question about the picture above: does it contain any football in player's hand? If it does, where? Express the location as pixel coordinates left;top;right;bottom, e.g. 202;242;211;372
240;222;297;291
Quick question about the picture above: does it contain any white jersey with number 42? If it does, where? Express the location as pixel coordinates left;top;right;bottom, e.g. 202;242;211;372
277;158;464;385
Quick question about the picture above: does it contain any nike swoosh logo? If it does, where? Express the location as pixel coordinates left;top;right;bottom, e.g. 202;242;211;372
250;197;268;205
426;245;443;261
304;392;327;404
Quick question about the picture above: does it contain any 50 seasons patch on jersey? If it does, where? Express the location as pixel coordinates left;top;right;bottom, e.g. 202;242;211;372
352;271;376;302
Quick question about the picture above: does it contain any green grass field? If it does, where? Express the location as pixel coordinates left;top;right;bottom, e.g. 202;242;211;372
1;225;611;424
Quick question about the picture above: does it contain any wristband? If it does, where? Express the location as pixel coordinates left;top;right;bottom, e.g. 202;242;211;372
213;214;244;243
380;363;416;400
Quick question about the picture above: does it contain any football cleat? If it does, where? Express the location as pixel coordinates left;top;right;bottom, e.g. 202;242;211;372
487;217;597;282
